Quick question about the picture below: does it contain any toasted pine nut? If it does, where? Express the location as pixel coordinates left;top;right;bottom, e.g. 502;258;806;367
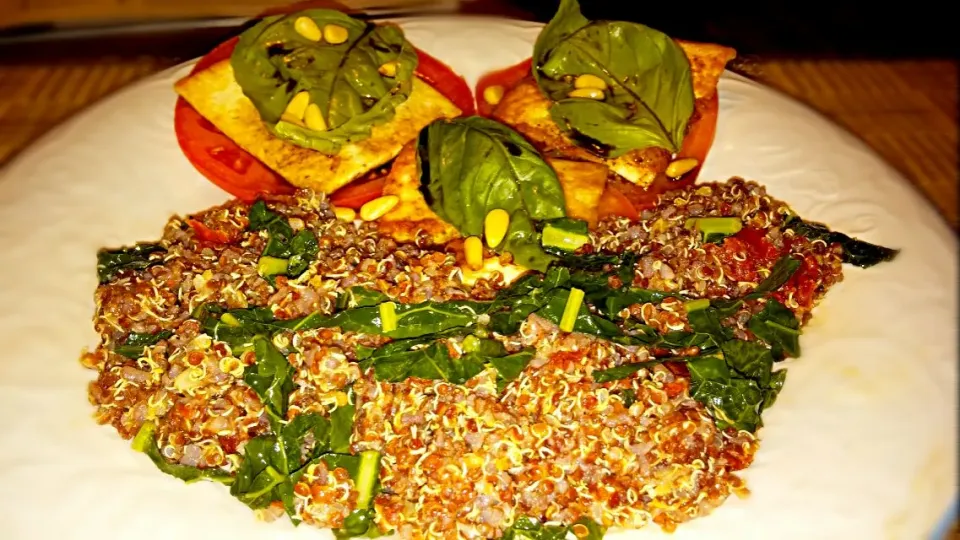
574;74;607;90
568;87;605;100
333;206;356;221
359;195;399;221
666;158;699;178
304;103;327;132
483;85;504;106
294;17;321;41
378;61;398;77
464;236;483;270
323;24;349;44
484;208;510;248
283;91;310;123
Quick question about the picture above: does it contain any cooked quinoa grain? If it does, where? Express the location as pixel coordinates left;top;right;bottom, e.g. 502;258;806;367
81;180;845;538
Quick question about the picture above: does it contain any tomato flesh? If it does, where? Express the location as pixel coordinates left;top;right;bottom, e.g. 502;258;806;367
596;185;640;222
186;218;232;244
474;58;533;117
413;48;475;116
676;91;720;181
329;175;386;209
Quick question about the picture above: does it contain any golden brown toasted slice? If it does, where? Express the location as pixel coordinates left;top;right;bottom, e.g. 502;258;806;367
545;158;608;228
377;144;460;245
492;41;736;188
175;60;461;195
377;145;610;245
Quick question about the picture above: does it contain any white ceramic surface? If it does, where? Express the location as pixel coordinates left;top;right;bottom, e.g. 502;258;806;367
0;17;955;540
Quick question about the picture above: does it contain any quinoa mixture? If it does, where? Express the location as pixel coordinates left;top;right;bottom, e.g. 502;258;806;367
81;179;847;538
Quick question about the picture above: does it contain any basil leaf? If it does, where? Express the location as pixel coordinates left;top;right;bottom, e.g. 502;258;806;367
533;0;694;156
96;242;166;284
748;299;801;359
232;10;417;154
784;215;899;268
418;117;567;272
114;330;173;359
132;422;233;485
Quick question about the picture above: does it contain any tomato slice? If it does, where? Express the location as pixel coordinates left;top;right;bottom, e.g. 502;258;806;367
329;175;386;209
175;35;295;201
413;48;475;116
475;57;533;117
675;91;720;180
191;36;237;74
175;99;296;202
596;184;640;222
186;218;232;244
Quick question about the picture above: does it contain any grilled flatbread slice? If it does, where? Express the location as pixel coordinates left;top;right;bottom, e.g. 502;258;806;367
492;40;736;188
175;60;461;195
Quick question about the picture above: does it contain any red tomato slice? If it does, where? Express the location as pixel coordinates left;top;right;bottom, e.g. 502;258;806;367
175;36;294;201
329;175;386;209
475;57;532;117
191;36;238;74
675;91;720;180
186;218;232;244
413;48;475;116
174;99;296;202
596;184;640;222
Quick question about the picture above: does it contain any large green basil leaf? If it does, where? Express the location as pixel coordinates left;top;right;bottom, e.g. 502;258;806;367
533;0;694;156
231;9;417;154
417;116;567;272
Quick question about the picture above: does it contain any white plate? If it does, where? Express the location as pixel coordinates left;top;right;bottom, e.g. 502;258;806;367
0;16;955;540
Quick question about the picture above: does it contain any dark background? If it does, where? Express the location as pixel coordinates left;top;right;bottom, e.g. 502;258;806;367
1;0;956;62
